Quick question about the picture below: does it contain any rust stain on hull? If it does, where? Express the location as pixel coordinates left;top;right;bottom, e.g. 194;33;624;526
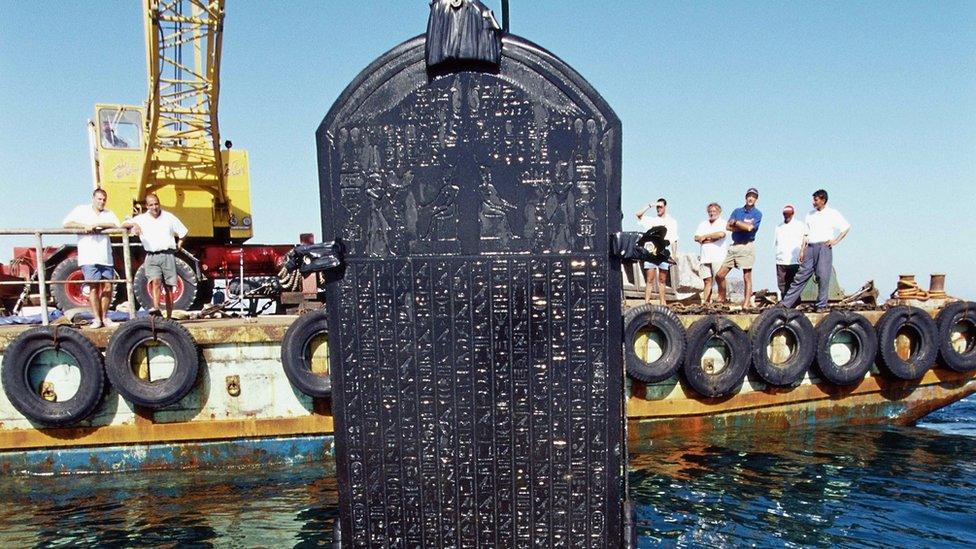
0;316;294;349
628;367;976;441
0;413;333;451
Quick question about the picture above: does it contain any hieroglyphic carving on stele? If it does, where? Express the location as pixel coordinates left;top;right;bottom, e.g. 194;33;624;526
318;28;624;548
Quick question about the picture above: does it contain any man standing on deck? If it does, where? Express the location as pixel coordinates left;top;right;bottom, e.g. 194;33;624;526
636;198;678;305
125;193;188;319
715;187;762;307
62;188;121;329
780;189;851;312
693;202;728;304
774;204;804;298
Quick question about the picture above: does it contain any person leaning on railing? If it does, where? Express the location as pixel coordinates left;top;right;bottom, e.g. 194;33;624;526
123;192;188;319
62;187;121;328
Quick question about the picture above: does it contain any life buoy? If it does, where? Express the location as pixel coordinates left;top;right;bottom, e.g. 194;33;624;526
104;318;200;408
875;305;937;380
1;326;105;427
623;304;686;383
814;311;877;385
935;301;976;373
682;316;750;398
281;310;332;398
749;307;815;386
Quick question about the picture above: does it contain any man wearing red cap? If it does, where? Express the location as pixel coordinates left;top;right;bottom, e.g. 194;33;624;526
774;204;804;298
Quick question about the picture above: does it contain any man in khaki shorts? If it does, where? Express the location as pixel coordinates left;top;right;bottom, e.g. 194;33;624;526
126;193;188;318
715;187;763;307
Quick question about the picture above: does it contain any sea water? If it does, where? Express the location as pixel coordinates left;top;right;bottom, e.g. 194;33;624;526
0;396;973;547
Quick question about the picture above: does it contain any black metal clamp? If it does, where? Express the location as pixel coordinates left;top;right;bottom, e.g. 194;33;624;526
286;240;346;275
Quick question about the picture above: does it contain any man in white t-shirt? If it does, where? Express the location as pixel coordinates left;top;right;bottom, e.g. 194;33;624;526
636;197;678;305
693;202;728;303
62;188;121;329
774;204;805;298
780;189;851;312
125;193;189;318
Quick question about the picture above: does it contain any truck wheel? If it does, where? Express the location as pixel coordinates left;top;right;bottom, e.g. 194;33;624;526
50;257;117;311
134;256;198;311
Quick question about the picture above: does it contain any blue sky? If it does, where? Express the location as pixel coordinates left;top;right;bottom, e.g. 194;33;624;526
1;1;974;298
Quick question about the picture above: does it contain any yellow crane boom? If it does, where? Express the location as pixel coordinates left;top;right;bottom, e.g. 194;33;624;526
141;0;226;208
90;0;252;241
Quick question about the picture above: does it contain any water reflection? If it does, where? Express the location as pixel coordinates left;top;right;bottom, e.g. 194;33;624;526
0;398;972;547
630;414;976;547
0;465;339;547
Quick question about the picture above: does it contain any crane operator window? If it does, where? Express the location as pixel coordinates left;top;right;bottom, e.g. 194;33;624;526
98;109;141;150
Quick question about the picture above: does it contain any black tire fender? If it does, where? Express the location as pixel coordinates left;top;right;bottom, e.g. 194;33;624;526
281;310;332;398
814;311;877;385
134;256;199;311
623;304;686;383
1;327;106;427
875;305;938;380
749;307;816;386
104;318;200;408
935;301;976;372
682;316;750;398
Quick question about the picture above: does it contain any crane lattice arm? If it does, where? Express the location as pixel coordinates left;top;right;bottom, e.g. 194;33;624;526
140;0;227;212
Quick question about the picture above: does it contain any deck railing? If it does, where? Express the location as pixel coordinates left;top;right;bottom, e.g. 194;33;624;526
0;228;136;325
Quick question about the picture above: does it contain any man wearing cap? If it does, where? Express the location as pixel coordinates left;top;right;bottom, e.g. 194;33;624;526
780;189;851;312
715;188;762;307
774;204;804;298
636;198;678;305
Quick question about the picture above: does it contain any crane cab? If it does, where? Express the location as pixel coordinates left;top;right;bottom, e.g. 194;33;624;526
89;103;254;243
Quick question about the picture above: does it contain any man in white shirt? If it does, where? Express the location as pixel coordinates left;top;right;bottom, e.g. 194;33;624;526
693;202;727;303
62;188;121;329
126;193;189;318
636;197;678;305
774;204;804;298
779;189;851;312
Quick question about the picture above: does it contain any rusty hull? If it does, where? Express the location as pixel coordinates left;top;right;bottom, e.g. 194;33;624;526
0;317;334;456
628;366;976;442
1;312;975;474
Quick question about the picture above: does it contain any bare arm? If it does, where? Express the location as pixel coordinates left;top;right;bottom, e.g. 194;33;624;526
635;203;652;220
828;227;850;248
63;220;91;231
728;219;754;232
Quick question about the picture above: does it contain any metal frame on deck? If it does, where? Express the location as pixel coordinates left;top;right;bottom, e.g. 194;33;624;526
0;229;137;325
